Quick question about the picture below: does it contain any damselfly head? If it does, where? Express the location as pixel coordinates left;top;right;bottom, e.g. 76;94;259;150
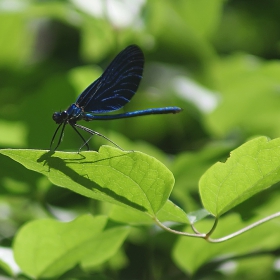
52;111;68;124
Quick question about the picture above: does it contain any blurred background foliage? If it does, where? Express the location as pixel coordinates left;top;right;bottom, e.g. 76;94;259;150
1;0;280;279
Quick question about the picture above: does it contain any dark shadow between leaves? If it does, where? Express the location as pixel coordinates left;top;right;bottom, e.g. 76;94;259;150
37;151;147;212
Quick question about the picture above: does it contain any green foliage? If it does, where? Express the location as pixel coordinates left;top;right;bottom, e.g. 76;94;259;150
200;137;280;216
0;146;175;216
1;0;280;279
206;55;280;137
14;215;129;278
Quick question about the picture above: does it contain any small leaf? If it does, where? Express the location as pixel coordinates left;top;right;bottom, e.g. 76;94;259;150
109;205;154;225
171;140;236;212
80;226;130;269
14;215;107;278
199;137;280;216
0;146;174;215
156;200;190;224
13;215;129;278
109;200;189;225
187;208;210;224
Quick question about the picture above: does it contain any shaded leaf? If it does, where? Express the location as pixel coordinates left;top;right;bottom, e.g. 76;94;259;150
80;226;130;269
0;146;174;215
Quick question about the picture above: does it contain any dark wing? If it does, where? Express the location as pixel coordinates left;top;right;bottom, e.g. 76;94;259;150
76;45;144;113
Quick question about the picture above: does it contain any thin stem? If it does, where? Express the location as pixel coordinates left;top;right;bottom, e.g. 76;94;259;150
206;217;219;237
154;212;280;243
207;212;280;243
190;223;201;234
190;217;218;236
153;217;206;238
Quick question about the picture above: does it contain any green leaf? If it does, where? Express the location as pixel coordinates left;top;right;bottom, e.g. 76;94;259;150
199;137;280;216
14;215;107;278
109;200;189;225
171;140;236;212
109;205;154;225
205;55;280;138
80;226;130;269
172;140;236;192
13;215;129;278
156;200;190;224
0;146;174;215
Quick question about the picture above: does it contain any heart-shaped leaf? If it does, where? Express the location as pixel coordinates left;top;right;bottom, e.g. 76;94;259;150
199;137;280;216
13;215;129;278
0;146;174;215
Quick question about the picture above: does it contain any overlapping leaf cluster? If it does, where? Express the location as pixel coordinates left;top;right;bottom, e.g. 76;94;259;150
1;0;280;279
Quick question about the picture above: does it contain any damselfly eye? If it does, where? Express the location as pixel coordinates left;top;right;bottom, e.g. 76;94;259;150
52;111;67;124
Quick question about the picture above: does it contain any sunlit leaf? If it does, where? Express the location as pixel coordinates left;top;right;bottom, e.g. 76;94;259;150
109;199;189;225
0;146;174;215
199;137;280;216
156;200;189;224
14;215;129;278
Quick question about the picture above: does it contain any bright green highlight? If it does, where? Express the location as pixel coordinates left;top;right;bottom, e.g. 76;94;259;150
13;215;129;278
199;137;280;216
0;146;175;216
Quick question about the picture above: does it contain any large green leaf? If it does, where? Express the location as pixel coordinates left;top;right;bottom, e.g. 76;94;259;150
0;146;174;215
199;137;280;216
13;215;129;278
